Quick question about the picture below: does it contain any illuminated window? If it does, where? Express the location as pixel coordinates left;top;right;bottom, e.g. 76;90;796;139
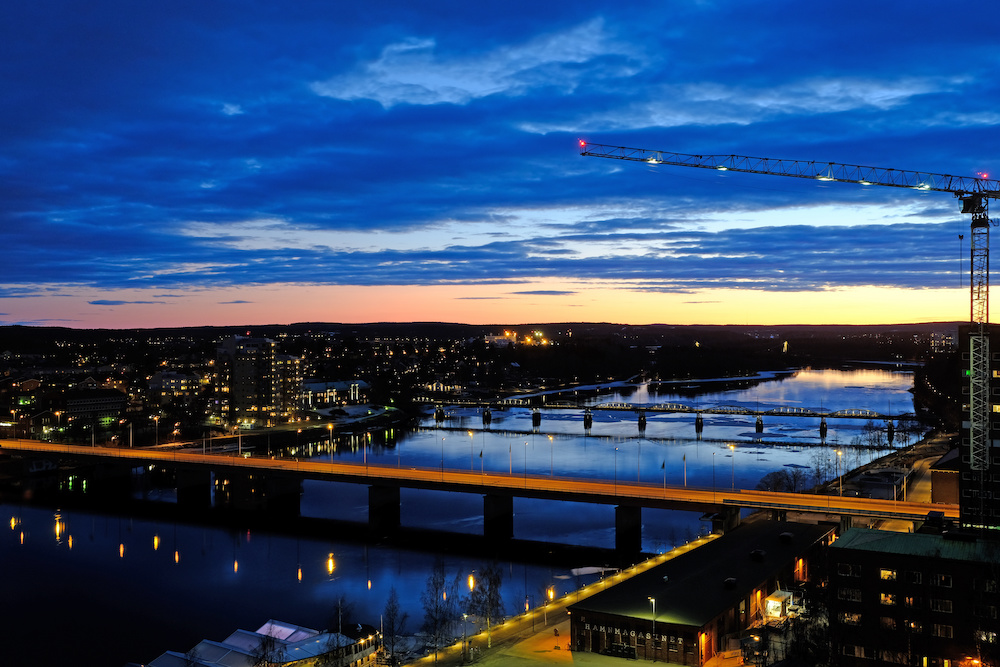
880;569;897;581
880;617;897;630
880;593;897;606
976;630;998;644
840;612;862;626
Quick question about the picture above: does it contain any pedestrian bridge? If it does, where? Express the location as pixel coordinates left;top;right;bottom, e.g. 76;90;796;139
417;397;911;421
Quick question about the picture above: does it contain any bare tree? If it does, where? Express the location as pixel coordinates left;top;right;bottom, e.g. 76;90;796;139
421;558;459;662
467;562;505;648
383;586;408;666
250;631;285;667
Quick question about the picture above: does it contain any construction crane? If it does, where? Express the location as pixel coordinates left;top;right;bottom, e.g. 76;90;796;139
579;140;1000;477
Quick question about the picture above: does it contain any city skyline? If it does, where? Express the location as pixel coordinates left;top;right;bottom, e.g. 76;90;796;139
3;1;997;329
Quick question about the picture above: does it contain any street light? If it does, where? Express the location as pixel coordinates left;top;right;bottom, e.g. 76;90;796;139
614;447;618;493
153;415;159;447
523;441;528;486
836;449;843;496
729;444;735;490
649;597;656;662
548;434;554;476
462;613;468;664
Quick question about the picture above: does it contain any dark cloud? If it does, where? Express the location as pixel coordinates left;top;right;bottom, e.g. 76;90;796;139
0;0;994;321
88;300;165;306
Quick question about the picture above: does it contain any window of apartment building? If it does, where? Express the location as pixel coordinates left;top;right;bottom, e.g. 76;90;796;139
841;645;867;658
837;562;861;577
839;612;862;626
838;587;862;602
930;599;953;613
904;596;922;608
906;571;922;585
931;574;953;588
880;617;897;630
880;592;897;606
880;568;897;581
931;624;954;639
975;604;998;619
975;578;998;593
905;620;923;633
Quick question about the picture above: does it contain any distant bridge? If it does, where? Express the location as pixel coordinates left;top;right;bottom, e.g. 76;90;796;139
416;397;912;421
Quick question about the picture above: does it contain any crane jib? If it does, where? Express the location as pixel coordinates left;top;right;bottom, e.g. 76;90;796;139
579;142;1000;198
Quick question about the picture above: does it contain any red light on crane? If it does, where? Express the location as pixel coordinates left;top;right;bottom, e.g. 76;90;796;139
578;139;586;148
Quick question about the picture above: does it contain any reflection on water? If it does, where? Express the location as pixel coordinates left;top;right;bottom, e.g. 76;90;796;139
2;368;918;667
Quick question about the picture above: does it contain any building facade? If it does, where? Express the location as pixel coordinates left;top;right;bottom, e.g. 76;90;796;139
828;528;1000;666
568;520;833;665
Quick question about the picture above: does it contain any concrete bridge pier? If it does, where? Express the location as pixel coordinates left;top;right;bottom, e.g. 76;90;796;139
369;485;401;534
710;506;741;534
484;493;514;542
88;461;133;500
176;468;212;508
263;475;302;515
615;505;642;555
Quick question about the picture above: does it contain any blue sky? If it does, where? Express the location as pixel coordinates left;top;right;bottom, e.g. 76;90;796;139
2;0;997;327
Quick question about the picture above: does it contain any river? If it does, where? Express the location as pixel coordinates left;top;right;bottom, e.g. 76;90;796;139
0;367;918;666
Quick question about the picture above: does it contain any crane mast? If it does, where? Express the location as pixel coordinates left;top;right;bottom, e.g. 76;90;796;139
580;140;999;474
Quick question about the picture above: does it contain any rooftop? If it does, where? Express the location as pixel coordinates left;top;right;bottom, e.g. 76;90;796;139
568;519;833;628
832;527;1000;563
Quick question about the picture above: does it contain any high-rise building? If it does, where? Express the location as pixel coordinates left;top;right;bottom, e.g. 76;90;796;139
216;336;279;428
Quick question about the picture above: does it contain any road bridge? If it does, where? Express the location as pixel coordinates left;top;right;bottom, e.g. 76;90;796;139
0;439;955;554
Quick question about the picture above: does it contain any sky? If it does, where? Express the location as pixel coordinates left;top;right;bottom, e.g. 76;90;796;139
3;0;999;329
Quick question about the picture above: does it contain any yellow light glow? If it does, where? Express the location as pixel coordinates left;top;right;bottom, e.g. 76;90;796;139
468;574;475;591
20;531;24;544
153;534;160;551
234;559;239;573
119;543;125;558
68;535;73;550
327;553;335;575
174;550;180;564
368;579;372;590
297;566;302;582
9;516;17;530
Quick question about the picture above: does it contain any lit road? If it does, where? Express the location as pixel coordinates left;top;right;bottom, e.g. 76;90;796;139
0;439;958;522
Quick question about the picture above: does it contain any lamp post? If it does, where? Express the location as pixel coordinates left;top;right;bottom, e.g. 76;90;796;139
153;415;159;447
614;447;618;493
729;443;735;490
836;449;843;496
649;596;656;662
469;430;474;470
523;441;528;486
712;451;716;500
548;435;554;476
462;613;468;664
